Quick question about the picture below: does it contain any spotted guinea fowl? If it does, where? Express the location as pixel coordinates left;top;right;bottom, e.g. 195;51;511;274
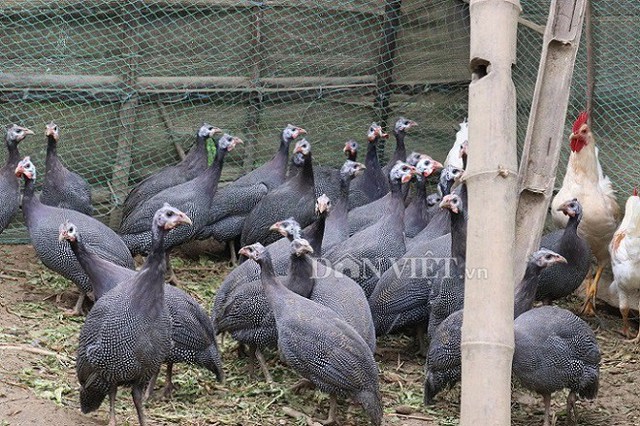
322;160;366;254
15;157;134;315
348;123;390;209
240;242;382;425
58;220;224;399
423;249;567;405
404;156;444;238
40;122;93;215
325;162;415;297
0;125;33;235
120;134;242;272
241;138;315;246
76;204;192;426
121;123;221;219
381;117;418;178
198;124;306;248
513;306;600;426
535;199;591;305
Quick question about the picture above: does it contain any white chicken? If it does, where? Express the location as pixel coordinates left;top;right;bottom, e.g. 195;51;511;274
610;189;640;341
551;111;620;316
444;117;468;169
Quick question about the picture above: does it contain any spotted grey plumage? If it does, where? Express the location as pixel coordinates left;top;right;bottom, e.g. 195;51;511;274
348;123;389;209
0;125;33;234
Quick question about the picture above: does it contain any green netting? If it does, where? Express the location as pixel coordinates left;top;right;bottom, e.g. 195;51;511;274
0;1;632;243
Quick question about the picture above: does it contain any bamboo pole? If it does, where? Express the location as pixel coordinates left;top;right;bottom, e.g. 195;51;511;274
460;1;520;425
585;0;594;123
513;0;587;282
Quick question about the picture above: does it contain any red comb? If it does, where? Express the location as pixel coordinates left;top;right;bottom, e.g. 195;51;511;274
634;187;638;197
572;111;589;133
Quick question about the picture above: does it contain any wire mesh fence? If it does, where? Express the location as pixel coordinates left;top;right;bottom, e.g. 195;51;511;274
0;0;636;243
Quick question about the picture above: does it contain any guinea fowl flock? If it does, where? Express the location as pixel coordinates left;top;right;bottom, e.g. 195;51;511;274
3;111;635;425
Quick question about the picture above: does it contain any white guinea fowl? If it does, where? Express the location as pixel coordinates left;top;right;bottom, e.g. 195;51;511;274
609;190;640;341
551;111;620;315
444;117;468;169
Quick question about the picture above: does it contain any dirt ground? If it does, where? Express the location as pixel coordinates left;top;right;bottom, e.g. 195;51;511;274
1;243;640;426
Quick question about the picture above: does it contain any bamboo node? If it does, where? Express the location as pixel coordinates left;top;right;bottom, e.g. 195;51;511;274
460;167;517;182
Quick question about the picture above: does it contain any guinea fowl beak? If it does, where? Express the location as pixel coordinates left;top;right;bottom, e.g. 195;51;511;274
210;127;223;136
379;129;389;139
22;127;35;136
439;196;459;214
269;222;286;237
293;127;307;138
177;213;192;226
426;161;444;176
401;168;415;184
58;231;67;242
554;255;568;264
406;120;418;130
230;137;243;151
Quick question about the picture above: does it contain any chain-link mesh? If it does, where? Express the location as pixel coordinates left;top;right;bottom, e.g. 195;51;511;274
0;1;632;243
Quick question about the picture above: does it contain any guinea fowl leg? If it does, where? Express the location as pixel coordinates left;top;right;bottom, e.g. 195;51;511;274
318;394;338;425
290;378;315;394
415;323;428;356
566;390;577;426
132;383;147;426
64;293;85;316
162;362;176;399
229;240;238;266
542;393;551;426
144;371;158;401
108;387;117;426
254;348;273;383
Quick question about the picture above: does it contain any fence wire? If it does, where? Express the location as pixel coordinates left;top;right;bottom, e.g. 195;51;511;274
0;0;636;243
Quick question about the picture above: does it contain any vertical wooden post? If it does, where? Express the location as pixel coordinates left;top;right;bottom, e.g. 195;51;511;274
243;2;266;173
585;0;594;123
109;2;140;229
513;0;587;282
374;0;402;160
460;1;520;425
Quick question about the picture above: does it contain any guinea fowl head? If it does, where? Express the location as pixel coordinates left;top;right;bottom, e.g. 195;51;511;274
6;124;34;145
198;123;222;139
438;165;464;196
343;139;358;159
154;203;192;231
58;220;78;243
269;218;302;240
427;193;442;207
238;242;267;263
282;124;306;142
14;156;36;180
217;134;243;152
293;138;311;156
290;238;314;257
394;117;418;134
315;194;331;215
367;123;388;142
439;193;463;214
406;151;423;167
340;160;366;179
389;161;416;184
569;111;590;153
557;198;583;220
45;122;60;142
416;156;443;178
529;248;567;269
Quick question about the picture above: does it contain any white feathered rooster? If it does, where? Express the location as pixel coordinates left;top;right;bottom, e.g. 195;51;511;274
551;111;620;316
610;189;640;341
444;118;468;169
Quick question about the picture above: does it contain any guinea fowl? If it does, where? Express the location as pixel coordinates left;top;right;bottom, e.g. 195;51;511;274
404;156;444;238
535;199;591;305
198;124;306;251
348;123;390;209
15;157;134;316
322;160;366;254
286;236;376;353
609;190;640;341
240;242;382;426
120;134;242;282
241;138;315;246
58;220;224;399
423;249;567;405
551;111;620;316
368;188;466;353
513;306;601;426
0;125;33;235
347;155;440;236
381;117;417;178
121;123;221;219
40;122;93;215
76;204;191;426
325;162;415;297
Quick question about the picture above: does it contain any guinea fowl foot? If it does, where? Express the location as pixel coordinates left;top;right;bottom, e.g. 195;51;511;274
566;391;577;426
290;378;315;394
63;293;86;317
161;363;177;399
626;332;640;344
317;394;338;425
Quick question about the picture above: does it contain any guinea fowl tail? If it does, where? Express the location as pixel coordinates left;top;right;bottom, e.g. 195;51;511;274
355;389;382;426
79;383;108;414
